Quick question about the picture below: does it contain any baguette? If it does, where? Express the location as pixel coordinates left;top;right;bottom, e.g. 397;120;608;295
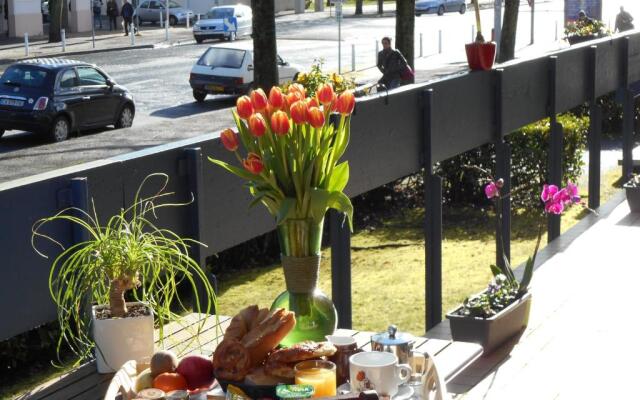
224;305;259;341
241;308;296;368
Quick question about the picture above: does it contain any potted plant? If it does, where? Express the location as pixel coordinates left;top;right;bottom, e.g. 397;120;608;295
210;83;355;346
624;174;640;212
32;173;217;373
446;176;582;353
564;18;609;45
465;0;496;71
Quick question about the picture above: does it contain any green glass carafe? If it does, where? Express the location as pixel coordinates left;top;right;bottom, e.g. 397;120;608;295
271;218;337;347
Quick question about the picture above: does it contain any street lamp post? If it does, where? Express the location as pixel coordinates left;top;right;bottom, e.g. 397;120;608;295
165;0;169;40
336;0;342;73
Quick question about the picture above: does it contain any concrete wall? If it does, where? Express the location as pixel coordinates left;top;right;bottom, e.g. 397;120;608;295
8;0;43;36
68;0;91;33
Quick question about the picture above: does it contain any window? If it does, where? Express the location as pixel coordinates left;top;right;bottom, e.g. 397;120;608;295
207;7;233;19
58;69;78;89
168;0;181;8
148;1;160;9
0;65;49;88
197;48;246;69
77;67;107;86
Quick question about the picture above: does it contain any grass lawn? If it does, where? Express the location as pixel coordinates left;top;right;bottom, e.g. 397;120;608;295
215;168;623;336
0;168;622;399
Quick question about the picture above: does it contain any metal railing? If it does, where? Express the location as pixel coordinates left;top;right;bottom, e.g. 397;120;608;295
1;32;638;341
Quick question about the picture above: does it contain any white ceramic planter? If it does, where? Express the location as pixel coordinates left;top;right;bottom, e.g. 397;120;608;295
92;301;154;373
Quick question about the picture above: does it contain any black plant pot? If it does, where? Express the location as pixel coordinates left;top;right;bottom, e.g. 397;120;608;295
446;292;532;354
567;34;596;45
624;183;640;213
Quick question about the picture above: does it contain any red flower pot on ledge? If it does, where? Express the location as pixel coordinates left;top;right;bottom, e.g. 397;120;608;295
465;41;497;71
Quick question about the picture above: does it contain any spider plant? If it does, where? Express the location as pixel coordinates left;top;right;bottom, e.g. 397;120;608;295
32;173;217;367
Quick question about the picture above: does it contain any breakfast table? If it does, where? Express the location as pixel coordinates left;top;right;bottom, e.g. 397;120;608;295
22;314;482;400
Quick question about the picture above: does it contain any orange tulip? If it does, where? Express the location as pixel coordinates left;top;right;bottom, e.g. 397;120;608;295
268;86;285;109
290;100;308;124
336;91;355;115
330;93;338;112
243;152;264;174
285;91;303;109
248;113;267;137
250;88;269;112
306;97;319;109
316;83;334;105
236;95;254;119
307;107;325;128
288;83;306;98
220;128;239;151
271;110;291;135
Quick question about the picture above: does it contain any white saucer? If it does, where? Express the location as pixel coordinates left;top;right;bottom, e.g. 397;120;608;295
336;383;414;400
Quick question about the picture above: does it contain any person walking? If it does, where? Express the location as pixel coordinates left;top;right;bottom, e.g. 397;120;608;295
376;37;408;89
93;0;103;29
106;0;119;31
615;6;634;33
121;0;134;36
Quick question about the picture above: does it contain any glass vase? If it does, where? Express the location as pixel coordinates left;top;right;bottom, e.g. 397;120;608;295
271;218;337;347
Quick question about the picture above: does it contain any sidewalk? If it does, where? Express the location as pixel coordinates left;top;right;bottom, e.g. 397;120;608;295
0;25;196;64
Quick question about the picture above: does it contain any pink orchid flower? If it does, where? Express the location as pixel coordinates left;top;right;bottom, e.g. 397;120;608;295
485;182;499;199
540;184;559;203
566;182;580;204
545;199;565;215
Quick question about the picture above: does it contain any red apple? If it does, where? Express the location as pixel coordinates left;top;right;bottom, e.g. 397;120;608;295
176;354;214;390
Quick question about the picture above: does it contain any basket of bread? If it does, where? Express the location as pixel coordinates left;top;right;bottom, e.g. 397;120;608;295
106;305;339;400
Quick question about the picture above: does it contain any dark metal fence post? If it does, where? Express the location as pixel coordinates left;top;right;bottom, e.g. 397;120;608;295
70;177;90;244
622;37;634;180
186;147;217;307
330;209;351;329
329;112;352;329
494;69;511;265
548;56;562;242
588;45;601;210
422;89;442;331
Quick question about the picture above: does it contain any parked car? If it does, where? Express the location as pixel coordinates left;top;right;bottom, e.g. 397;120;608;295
415;0;466;16
0;59;135;142
134;0;194;26
188;44;302;102
192;4;252;44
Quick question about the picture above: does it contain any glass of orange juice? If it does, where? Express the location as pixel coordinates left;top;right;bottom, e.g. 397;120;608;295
294;360;337;398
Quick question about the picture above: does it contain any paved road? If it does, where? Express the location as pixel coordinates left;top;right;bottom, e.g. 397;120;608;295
0;0;612;184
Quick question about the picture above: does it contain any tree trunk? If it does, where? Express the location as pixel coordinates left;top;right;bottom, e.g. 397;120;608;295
109;279;128;318
395;0;415;74
378;0;383;15
251;0;278;90
49;0;64;42
355;0;363;15
498;0;519;63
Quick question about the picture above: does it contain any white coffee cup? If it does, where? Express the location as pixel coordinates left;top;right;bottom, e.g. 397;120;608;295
349;351;412;397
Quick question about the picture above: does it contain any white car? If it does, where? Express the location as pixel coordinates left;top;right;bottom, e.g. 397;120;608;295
189;44;302;102
193;4;252;44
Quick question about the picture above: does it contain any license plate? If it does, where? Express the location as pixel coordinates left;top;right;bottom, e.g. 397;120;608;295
0;98;24;107
206;84;224;93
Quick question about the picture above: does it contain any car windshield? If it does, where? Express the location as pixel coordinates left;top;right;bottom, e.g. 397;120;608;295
168;1;181;8
0;65;49;88
198;48;246;69
207;7;233;19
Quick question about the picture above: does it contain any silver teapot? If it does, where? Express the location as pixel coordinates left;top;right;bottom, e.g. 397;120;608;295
370;324;415;364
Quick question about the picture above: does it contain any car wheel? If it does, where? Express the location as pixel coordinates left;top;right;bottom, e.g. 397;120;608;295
459;4;466;14
437;5;445;15
50;116;70;142
116;105;134;128
193;90;207;103
195;37;203;44
169;15;177;26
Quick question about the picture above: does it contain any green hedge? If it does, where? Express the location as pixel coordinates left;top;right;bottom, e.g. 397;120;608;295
436;113;589;208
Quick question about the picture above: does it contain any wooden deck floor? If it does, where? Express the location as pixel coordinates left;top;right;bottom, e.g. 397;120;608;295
443;193;640;399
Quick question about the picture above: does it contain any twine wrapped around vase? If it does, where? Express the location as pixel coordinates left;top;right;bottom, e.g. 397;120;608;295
282;255;321;294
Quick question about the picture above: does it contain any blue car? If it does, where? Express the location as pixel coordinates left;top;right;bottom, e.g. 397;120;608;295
415;0;466;16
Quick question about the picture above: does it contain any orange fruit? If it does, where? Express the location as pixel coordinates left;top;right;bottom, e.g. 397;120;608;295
153;372;188;392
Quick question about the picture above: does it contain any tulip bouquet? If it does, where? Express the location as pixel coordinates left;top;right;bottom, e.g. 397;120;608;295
211;83;355;238
458;178;582;318
210;83;356;345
